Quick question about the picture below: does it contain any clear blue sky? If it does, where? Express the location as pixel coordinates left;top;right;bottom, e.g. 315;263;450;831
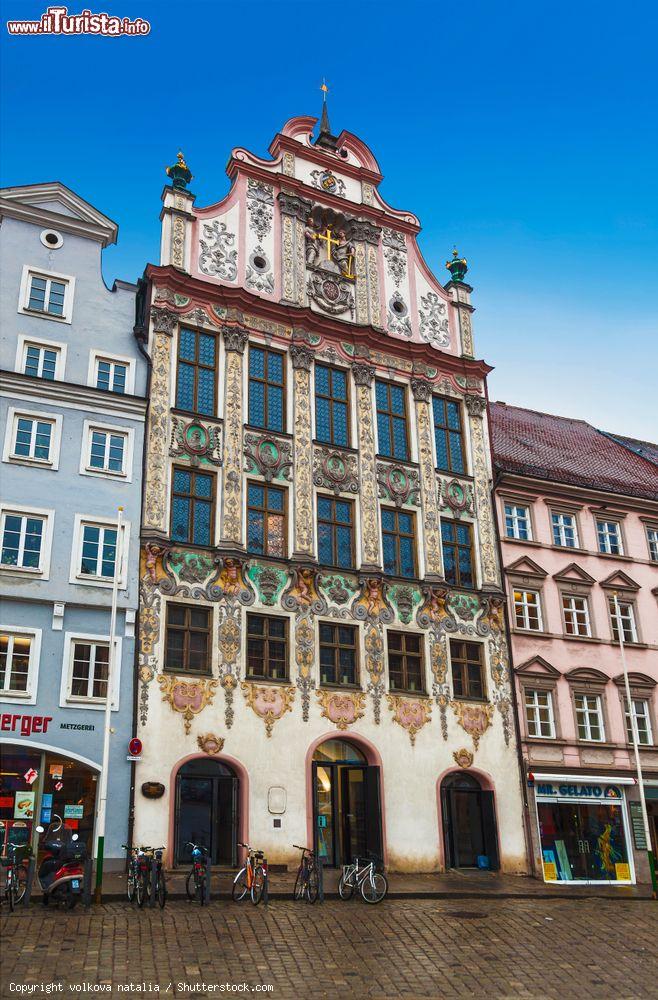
2;0;656;439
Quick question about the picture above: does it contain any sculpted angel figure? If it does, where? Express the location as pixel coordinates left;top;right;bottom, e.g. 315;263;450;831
304;221;320;266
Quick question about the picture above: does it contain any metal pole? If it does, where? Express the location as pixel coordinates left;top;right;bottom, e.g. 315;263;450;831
204;854;211;905
613;592;657;898
94;507;124;903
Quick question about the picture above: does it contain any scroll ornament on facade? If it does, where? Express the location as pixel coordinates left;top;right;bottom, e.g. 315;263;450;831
450;700;494;751
198;220;238;280
241;682;295;737
313;446;360;495
157;675;219;736
170;417;222;467
243;432;293;482
387;695;432;746
197;733;225;756
317;690;366;730
453;748;474;768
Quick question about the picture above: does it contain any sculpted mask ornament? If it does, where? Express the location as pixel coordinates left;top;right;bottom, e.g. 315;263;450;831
352;577;393;624
150;306;178;336
197;733;225;756
158;676;219;735
387;696;432;746
317;690;366;730
241;682;295;737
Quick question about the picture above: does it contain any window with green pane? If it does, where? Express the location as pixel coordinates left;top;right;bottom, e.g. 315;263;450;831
165;603;211;675
375;380;409;460
317;496;354;568
440;518;474;589
248;346;285;431
171;467;214;545
247;482;286;557
246;614;288;681
381;507;416;578
315;364;349;446
175;327;217;415
319;622;358;686
432;396;465;473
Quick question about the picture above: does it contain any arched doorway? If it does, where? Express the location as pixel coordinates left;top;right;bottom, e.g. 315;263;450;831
175;758;238;866
312;738;382;868
441;772;499;870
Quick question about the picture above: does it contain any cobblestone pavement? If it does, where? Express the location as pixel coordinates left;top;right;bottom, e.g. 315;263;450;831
1;898;657;999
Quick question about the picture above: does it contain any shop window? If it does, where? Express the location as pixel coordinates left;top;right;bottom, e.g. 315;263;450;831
171;467;214;546
551;511;579;548
247;482;286;558
246;613;288;681
175;328;217;415
382;508;416;578
608;597;638;644
165;603;211;675
450;640;486;701
537;795;632;882
441;519;474;589
562;594;591;637
248;346;285;432
315;364;349;447
504;502;532;540
597;519;623;555
317;496;354;569
319;622;358;687
574;693;605;741
524;688;555;737
375;380;409;460
624;698;653;746
387;631;424;694
432;396;465;474
512;589;543;631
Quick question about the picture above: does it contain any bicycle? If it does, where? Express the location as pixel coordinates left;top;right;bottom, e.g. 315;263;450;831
232;842;267;904
338;855;388;904
185;842;209;905
292;845;320;903
135;846;167;909
122;845;139;903
1;844;28;912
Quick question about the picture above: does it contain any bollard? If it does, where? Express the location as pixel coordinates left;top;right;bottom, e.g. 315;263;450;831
149;857;157;908
204;854;211;905
83;858;93;908
22;857;36;907
317;857;324;903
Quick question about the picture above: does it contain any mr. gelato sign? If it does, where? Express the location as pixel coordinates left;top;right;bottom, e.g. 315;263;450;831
536;782;622;799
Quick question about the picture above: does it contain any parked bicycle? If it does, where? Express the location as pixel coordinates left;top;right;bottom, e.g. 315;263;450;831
1;843;28;911
338;855;388;903
123;845;140;903
232;842;267;904
134;846;167;908
185;842;209;905
292;845;320;903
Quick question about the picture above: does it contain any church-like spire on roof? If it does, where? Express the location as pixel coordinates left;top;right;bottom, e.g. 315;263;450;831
314;79;339;151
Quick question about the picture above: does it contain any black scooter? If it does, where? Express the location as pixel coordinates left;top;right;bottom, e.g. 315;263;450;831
35;815;87;907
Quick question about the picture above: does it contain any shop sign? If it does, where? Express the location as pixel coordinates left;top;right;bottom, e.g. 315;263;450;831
1;714;52;736
629;802;648;850
542;861;558;881
536;783;622;800
64;804;84;819
615;863;631;881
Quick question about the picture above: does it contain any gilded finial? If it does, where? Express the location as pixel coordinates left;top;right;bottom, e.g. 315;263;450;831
445;247;468;282
166;150;193;190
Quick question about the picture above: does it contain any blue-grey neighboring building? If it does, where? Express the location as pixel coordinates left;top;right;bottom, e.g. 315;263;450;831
0;183;147;868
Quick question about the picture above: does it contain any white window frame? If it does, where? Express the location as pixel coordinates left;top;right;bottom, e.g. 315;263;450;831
551;510;579;548
645;527;658;562
88;350;135;395
504;502;532;541
59;631;121;711
2;407;63;470
0;504;55;578
562;593;592;637
80;420;133;481
624;698;653;746
18;265;75;323
575;692;605;742
512;588;543;631
15;333;68;381
597;519;623;555
69;513;130;589
0;626;41;705
608;597;638;644
524;688;555;738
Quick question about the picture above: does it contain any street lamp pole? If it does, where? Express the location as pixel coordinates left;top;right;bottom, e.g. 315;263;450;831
94;507;123;903
613;591;657;898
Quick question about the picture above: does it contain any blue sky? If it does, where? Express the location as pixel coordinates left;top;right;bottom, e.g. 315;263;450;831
2;0;656;439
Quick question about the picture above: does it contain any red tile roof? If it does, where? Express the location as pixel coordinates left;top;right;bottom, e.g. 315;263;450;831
605;433;658;468
490;403;658;501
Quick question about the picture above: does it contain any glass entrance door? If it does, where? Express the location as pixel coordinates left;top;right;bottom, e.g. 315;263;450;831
175;759;237;866
312;740;382;867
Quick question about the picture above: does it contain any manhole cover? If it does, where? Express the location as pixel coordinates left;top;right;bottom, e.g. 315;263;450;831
446;911;486;920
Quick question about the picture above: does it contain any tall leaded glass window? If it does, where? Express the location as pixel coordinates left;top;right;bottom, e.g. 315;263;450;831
317;496;354;568
382;508;416;578
432;396;465;473
171;467;214;545
315;364;349;446
441;519;474;589
375;380;409;460
248;346;285;431
175;328;217;416
247;483;286;557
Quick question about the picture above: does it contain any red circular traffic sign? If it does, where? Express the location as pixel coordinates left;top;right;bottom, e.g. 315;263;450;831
128;737;142;756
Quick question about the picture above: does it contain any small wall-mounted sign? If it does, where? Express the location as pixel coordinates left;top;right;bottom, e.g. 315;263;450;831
141;782;165;799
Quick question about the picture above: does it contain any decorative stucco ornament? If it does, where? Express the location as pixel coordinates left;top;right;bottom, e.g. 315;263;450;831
376;461;421;508
438;476;475;518
197;733;225;756
158;675;219;736
445;247;468;283
166;150;192;190
450;700;494;750
170;417;222;467
199;220;238;280
310;168;346;197
313;446;359;495
244;432;293;482
453;748;474;768
418;292;450;348
241;682;295;737
317;690;366;730
387;695;432;746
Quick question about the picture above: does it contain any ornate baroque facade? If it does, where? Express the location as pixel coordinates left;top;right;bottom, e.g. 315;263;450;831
133;118;527;873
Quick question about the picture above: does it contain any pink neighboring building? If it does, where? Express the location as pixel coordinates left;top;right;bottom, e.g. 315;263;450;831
491;403;658;886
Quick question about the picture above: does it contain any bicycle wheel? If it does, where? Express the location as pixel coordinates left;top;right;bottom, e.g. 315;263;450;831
14;867;27;905
338;871;355;900
293;866;305;900
251;865;265;905
127;875;135;903
231;868;249;902
307;864;319;904
185;870;196;901
197;872;206;905
7;878;15;913
157;875;167;909
361;870;388;904
136;873;148;908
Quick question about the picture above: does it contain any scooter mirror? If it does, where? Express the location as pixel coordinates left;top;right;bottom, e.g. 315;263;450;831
36;826;45;833
72;834;79;841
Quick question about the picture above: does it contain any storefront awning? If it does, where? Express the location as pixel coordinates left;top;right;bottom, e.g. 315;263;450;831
528;772;637;785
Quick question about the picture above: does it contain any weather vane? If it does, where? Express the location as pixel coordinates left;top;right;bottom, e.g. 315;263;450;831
320;78;329;101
